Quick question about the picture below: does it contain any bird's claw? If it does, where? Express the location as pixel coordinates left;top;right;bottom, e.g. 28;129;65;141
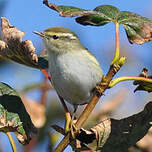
70;120;78;139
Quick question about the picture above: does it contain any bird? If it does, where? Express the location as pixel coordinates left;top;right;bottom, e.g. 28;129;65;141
34;27;103;112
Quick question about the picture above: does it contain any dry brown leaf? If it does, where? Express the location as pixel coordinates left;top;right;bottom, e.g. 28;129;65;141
0;17;40;68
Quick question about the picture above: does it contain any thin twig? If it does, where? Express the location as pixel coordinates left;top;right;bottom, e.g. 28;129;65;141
51;125;65;135
58;95;71;133
6;132;17;152
109;76;152;88
40;78;49;105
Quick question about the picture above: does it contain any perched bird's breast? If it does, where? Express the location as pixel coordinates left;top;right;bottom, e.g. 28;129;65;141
49;51;103;105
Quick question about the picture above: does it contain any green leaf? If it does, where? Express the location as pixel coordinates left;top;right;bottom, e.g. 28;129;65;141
53;5;89;17
76;5;120;26
44;2;152;45
118;11;152;44
44;3;120;26
133;68;152;93
0;82;37;145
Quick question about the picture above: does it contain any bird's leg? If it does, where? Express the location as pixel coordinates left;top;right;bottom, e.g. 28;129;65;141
70;105;78;139
72;105;78;120
58;95;72;134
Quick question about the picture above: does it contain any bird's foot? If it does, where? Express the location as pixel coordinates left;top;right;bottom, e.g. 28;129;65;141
70;119;79;139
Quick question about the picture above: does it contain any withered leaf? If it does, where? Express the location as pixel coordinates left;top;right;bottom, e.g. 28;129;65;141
69;118;111;151
119;11;152;44
0;17;48;69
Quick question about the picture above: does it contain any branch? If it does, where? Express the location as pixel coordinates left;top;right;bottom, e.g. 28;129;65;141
109;76;152;88
51;125;93;151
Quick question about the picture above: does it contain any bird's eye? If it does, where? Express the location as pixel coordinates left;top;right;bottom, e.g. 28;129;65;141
52;35;59;40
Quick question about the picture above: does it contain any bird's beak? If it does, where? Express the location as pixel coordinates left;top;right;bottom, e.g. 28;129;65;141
33;31;45;37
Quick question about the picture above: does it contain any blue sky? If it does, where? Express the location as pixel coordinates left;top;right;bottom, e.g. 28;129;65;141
1;0;152;151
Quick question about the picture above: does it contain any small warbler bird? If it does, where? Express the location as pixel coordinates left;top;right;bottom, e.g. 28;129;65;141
34;27;103;111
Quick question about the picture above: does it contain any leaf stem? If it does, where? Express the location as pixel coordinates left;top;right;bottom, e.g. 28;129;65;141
111;22;120;65
6;132;17;152
109;76;152;88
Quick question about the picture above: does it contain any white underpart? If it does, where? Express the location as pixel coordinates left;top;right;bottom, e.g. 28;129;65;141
48;50;103;106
